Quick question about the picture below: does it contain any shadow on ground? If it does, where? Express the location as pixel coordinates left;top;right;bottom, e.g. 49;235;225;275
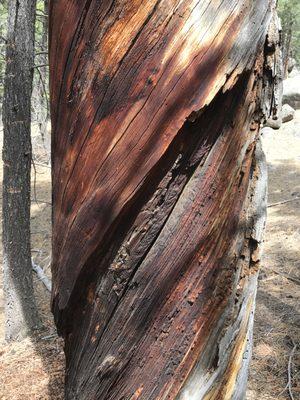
247;139;300;399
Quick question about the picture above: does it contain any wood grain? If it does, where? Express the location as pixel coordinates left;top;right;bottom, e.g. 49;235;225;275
49;1;276;398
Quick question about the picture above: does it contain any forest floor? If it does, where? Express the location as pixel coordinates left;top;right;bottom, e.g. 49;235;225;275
0;112;299;399
247;112;300;400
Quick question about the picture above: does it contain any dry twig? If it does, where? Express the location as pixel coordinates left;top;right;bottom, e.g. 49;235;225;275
268;196;300;208
32;259;52;292
288;340;297;400
268;269;300;286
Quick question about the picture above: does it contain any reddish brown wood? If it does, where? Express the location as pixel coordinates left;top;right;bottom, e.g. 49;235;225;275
49;1;277;399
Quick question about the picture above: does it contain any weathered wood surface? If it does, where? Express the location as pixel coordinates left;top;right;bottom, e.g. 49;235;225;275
50;1;275;398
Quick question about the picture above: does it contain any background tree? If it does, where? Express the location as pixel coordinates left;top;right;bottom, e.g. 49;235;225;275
0;1;8;102
1;0;50;146
278;0;300;75
2;0;40;341
32;0;49;150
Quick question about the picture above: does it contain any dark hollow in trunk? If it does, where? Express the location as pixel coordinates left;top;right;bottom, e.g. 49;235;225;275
50;1;279;398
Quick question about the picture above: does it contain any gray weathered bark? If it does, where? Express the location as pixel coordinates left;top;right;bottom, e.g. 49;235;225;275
2;0;40;341
49;0;278;398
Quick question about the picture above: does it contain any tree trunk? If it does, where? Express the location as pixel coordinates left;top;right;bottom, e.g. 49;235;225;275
282;25;293;79
32;0;49;151
2;0;40;341
50;1;278;398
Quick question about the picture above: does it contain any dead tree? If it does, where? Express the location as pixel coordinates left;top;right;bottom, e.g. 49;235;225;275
50;1;279;398
2;0;39;341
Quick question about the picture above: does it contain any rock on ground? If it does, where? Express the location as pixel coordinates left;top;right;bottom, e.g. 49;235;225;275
282;104;295;123
283;74;300;109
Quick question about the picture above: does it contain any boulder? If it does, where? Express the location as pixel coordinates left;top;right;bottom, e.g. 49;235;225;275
289;66;299;78
264;116;282;130
283;75;300;109
282;104;295;123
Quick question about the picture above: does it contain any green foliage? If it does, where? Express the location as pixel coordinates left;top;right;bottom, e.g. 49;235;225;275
278;0;300;65
33;0;49;120
0;0;49;107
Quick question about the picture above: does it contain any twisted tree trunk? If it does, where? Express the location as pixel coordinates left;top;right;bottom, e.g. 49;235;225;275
50;1;279;398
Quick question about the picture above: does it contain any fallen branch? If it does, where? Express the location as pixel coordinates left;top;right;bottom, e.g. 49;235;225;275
31;198;52;206
36;13;48;19
288;340;297;400
41;334;57;340
33;161;51;169
36;8;48;16
269;269;300;286
33;63;49;69
32;260;52;292
268;196;300;208
35;51;49;56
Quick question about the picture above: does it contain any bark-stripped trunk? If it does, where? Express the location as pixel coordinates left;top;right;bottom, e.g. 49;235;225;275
2;0;39;341
50;1;278;398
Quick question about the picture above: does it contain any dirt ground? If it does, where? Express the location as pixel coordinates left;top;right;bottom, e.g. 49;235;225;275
0;126;65;400
247;112;300;400
0;112;299;399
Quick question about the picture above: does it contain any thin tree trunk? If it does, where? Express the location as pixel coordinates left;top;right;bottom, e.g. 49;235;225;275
282;25;293;79
2;0;39;341
39;0;49;134
50;1;279;398
41;0;49;85
32;0;49;152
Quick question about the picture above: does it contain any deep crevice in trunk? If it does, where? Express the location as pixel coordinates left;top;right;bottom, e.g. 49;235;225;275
49;2;277;398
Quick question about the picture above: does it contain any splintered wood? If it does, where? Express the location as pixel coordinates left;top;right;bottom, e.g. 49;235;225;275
49;1;277;399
